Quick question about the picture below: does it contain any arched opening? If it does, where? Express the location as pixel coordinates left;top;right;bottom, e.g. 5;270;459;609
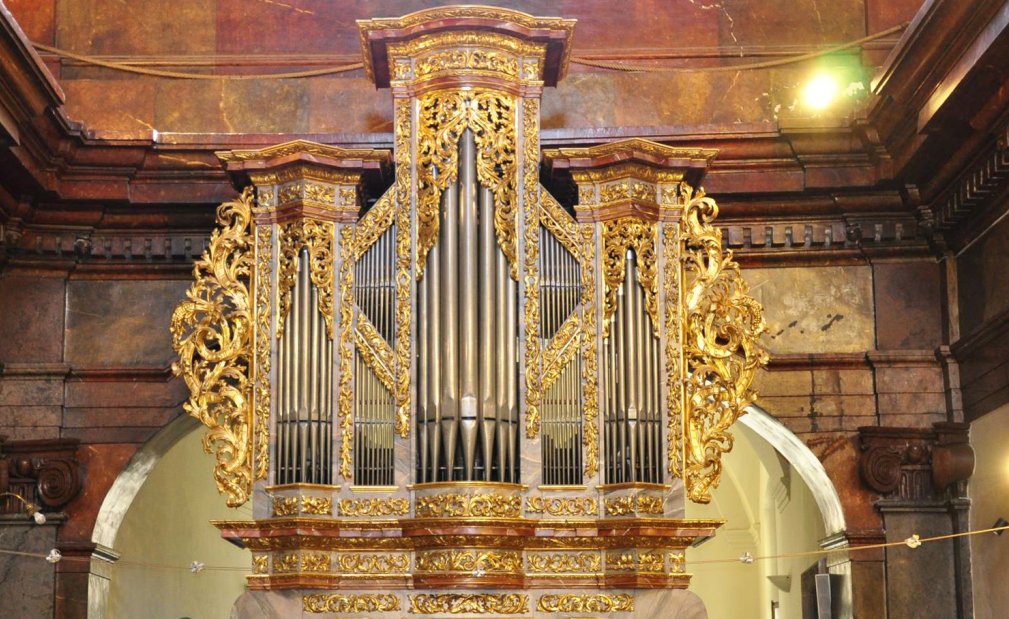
686;405;850;619
90;416;248;618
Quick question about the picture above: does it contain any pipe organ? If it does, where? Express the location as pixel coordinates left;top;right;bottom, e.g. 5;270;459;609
171;6;768;617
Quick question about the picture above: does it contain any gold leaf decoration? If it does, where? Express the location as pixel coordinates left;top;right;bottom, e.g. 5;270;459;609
537;593;633;613
526;552;601;573
337;225;356;480
416;549;522;573
680;191;769;503
393;99;413;438
522;98;543;437
253;225;272;480
579;223;600;478
336;553;410;574
170;187;255;507
409;593;528;615
276;218;336;339
415;90;518;280
525;496;597;517
601;217;658;335
338;497;410;517
303;593;400;613
415;492;521;518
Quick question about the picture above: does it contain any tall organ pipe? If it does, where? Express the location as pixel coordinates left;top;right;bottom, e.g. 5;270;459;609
439;165;460;481
459;131;479;481
479;186;498;480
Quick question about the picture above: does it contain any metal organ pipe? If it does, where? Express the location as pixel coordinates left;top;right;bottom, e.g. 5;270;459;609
415;131;519;484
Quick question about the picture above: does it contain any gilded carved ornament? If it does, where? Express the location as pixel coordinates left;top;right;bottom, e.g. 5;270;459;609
601;216;659;336
409;593;529;615
336;226;356;479
522;98;544;438
392;99;413;439
276;218;336;339
677;190;769;503
538;593;634;613
303;593;401;613
170;188;255;507
253;226;272;480
415;89;518;281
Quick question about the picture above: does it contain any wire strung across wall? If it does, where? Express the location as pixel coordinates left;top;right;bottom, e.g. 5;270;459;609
29;22;908;81
1;522;1004;573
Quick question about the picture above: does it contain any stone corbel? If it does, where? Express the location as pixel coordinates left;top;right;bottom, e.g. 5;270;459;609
0;437;83;513
857;422;974;500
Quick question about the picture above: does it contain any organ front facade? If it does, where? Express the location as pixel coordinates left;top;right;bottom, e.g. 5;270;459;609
170;6;768;617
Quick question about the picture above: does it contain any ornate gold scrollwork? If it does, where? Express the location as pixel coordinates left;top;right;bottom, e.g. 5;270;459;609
540;313;581;393
601;217;658;335
526;552;601;573
355;313;396;392
409;593;529;615
252;555;268;574
337;226;356;480
336;553;410;575
304;593;401;613
415;89;518;280
415;492;521;518
540;189;580;259
526;496;597;517
669;551;686;574
171;188;255;507
603;494;664;516
302;496;333;515
276;218;336;339
663;224;685;483
416;549;523;573
272;496;298;517
253;225;272;480
679;191;768;503
393;99;413;439
338;497;410;517
537;594;634;613
579;223;600;478
301;552;332;573
352;189;396;261
522;98;543;437
274;553;299;573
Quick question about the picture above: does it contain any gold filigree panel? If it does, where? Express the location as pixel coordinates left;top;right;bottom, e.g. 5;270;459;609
580;223;600;478
526;552;601;574
602;216;658;335
253;225;272;480
540;312;581;393
538;593;633;613
170;188;255;507
335;553;409;575
338;497;410;517
409;593;528;615
415;492;521;518
354;313;395;393
416;549;522;574
679;192;769;503
393;98;413;439
522;98;543;437
415;89;518;280
304;593;400;613
337;226;356;480
277;218;336;339
525;496;597;517
604;494;664;516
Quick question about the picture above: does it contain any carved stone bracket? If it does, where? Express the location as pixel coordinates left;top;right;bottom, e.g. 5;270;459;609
858;422;974;501
0;437;83;513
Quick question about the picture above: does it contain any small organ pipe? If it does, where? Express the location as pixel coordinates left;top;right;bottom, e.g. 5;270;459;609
428;242;443;481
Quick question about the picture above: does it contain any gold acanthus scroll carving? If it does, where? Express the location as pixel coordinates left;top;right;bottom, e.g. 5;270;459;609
303;593;401;613
537;594;634;613
602;216;659;335
336;553;410;574
170;187;255;507
338;497;410;517
276;218;336;339
416;549;523;573
526;552;601;573
579;222;600;478
253;225;272;480
679;190;769;503
336;226;356;479
415;492;521;518
522;98;543;437
409;594;529;615
525;496;597;517
415;89;518;280
393;100;413;439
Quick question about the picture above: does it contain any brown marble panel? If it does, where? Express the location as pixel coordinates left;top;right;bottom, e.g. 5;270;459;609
150;79;311;134
0;404;61;427
62;406;179;428
812;368;875;395
873;261;942;350
61;426;165;443
876;391;946;417
307;77;393;134
6;0;56;43
0;378;64;406
61;78;157;135
64;378;186;408
873;364;944;395
58;443;137;541
744;265;876;354
0;423;60;440
0;523;57;618
753;368;813;396
55;0;216;55
213;0;722;56
64;279;189;368
0;275;66;364
882;510;958;619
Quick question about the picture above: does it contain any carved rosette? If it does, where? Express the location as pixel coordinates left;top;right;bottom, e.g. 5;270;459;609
171;188;255;507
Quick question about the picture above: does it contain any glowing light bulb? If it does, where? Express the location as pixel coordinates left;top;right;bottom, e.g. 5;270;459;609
33;511;46;525
802;74;839;110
